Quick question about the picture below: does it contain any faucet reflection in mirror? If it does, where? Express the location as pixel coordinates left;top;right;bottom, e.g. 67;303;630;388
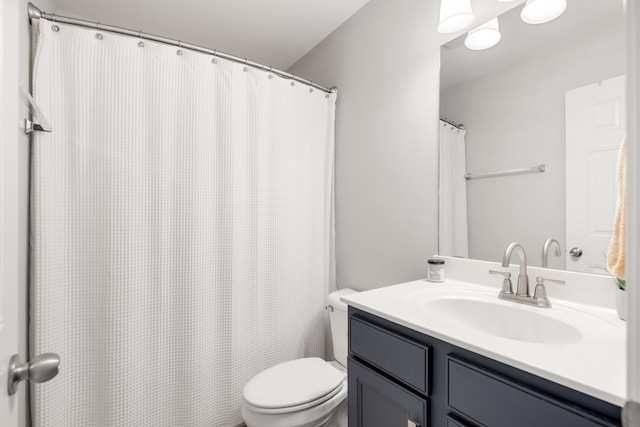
541;237;561;268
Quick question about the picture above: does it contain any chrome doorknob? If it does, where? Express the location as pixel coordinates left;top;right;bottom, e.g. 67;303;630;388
569;247;583;258
7;353;60;395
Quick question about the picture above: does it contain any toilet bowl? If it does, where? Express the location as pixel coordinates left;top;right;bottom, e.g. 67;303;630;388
241;288;356;427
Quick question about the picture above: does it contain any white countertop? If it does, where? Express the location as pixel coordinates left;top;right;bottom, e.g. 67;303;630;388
342;278;626;406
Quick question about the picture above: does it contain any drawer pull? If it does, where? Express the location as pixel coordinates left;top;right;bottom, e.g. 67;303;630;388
408;420;420;427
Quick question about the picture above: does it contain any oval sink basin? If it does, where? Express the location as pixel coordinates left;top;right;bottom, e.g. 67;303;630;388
421;297;583;345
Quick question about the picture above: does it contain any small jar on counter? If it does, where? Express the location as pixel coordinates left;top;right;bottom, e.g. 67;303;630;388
427;259;445;283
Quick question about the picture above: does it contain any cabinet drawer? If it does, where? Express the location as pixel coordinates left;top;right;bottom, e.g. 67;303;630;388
447;357;618;427
350;316;430;395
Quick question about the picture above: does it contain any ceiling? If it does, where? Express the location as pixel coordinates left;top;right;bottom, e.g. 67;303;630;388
51;0;371;70
441;0;624;89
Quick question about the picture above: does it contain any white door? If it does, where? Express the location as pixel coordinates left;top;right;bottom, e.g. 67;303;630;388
565;75;625;274
0;0;21;425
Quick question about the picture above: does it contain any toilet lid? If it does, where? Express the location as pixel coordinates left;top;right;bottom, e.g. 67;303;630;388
243;357;344;409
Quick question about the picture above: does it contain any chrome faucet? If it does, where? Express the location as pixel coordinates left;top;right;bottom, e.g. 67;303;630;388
502;242;529;297
541;238;561;268
488;242;563;308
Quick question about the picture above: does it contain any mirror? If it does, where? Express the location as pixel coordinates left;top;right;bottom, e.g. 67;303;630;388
439;0;625;272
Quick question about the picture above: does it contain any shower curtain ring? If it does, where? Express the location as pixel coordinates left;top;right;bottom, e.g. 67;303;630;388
95;22;104;39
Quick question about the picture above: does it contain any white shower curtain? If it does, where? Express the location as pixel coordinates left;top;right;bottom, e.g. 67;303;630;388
30;20;336;427
439;120;469;258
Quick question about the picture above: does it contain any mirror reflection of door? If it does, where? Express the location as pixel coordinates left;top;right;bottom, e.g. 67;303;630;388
565;76;625;274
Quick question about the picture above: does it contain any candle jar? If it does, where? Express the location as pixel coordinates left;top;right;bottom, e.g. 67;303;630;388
427;259;445;283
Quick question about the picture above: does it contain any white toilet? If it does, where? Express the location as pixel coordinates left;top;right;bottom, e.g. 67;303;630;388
241;288;357;427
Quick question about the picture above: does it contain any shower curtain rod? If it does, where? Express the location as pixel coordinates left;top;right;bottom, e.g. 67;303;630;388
440;117;465;130
27;2;337;95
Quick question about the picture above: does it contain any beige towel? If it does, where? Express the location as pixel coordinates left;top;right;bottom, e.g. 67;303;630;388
607;137;626;279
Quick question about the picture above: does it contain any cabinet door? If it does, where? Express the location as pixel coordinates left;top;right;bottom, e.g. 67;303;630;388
349;357;427;427
446;414;477;427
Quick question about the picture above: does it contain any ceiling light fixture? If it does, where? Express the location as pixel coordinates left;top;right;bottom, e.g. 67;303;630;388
520;0;567;25
464;18;502;51
438;0;475;34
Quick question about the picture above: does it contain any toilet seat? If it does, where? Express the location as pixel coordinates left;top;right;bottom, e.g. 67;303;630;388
243;357;345;415
242;378;348;427
243;382;345;415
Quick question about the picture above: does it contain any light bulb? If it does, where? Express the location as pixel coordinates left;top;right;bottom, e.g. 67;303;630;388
464;18;502;51
521;0;567;24
438;0;475;34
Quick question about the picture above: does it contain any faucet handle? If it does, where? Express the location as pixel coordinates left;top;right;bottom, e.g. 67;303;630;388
489;269;511;278
535;276;565;286
489;270;513;295
533;276;564;307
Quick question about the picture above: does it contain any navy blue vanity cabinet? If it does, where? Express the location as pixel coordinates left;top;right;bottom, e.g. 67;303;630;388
348;315;430;426
348;307;622;427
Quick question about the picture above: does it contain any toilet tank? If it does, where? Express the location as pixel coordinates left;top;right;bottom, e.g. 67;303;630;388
327;288;357;367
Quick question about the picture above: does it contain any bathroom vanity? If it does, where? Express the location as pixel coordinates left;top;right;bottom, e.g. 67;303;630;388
342;262;625;427
347;307;620;427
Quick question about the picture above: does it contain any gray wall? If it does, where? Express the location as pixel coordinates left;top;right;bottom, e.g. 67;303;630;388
19;0;58;425
440;23;625;269
288;0;441;291
289;0;514;291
